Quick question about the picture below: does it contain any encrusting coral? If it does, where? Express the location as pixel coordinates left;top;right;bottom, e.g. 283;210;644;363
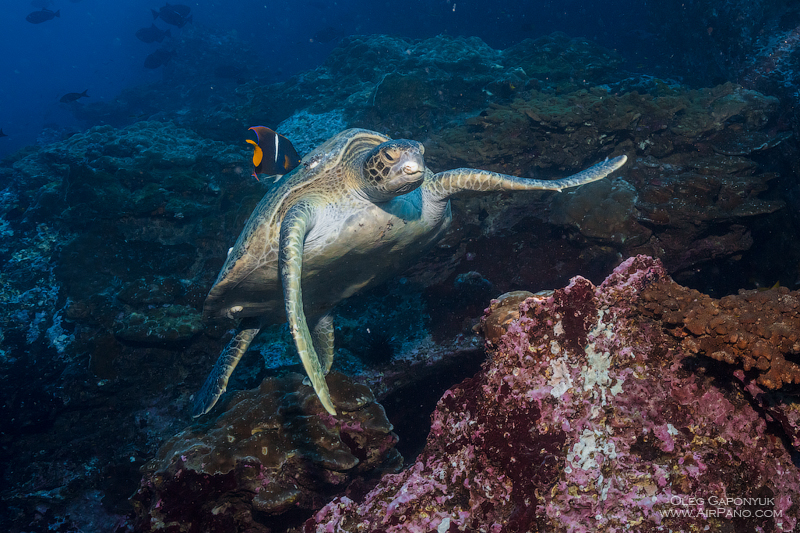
638;278;800;389
304;256;799;532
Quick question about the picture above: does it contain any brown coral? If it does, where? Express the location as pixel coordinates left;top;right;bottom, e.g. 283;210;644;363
131;372;400;532
638;278;800;390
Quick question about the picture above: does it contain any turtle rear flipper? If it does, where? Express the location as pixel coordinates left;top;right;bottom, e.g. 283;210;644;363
311;312;335;374
192;323;261;417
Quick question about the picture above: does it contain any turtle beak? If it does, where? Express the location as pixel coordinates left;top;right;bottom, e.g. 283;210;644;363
394;159;424;193
394;154;425;194
402;160;422;177
399;151;425;183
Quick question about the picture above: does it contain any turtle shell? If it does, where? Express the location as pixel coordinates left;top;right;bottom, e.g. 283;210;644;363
203;129;390;321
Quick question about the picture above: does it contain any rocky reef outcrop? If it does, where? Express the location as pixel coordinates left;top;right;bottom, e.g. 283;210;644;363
132;372;400;532
426;81;791;288
305;256;800;532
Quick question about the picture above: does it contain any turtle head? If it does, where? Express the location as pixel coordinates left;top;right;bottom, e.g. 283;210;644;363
360;139;425;202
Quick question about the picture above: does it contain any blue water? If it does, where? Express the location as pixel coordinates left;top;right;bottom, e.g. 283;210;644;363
0;0;652;158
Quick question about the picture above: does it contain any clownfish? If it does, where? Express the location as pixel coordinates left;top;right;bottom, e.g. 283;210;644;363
246;126;301;181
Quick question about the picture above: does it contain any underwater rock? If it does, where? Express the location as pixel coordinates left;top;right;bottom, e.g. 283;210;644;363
707;128;793;156
426;81;787;279
550;177;651;246
11;120;248;229
132;372;401;531
305;256;799;532
235;32;626;139
275;109;348;156
116;275;186;306
637;276;800;449
113;304;203;344
502;31;624;85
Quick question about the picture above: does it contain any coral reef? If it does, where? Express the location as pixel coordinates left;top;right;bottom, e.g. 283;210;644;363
424;82;789;288
81;32;624;146
305;256;800;532
132;372;400;532
0;119;262;533
639;279;800;391
635;270;800;449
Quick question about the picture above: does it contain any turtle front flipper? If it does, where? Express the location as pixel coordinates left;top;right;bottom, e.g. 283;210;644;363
191;319;261;417
424;155;627;202
311;313;335;374
280;201;337;415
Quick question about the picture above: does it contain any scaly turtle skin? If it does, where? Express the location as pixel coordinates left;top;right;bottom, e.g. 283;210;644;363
193;128;627;417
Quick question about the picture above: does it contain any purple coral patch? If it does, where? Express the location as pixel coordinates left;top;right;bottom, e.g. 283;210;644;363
304;256;800;532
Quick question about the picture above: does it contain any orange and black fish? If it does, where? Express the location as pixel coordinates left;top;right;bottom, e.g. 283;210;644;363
60;90;89;103
246;126;301;180
26;8;60;24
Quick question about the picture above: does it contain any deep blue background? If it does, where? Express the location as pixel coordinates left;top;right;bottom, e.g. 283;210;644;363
0;0;650;158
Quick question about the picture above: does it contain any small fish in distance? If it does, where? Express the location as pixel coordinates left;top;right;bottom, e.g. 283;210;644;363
26;8;60;24
246;126;301;180
144;48;175;69
152;3;192;28
136;24;171;43
162;2;190;16
60;90;89;103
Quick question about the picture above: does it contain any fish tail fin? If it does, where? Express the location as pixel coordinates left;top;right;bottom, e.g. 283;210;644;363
55;10;60;17
151;9;159;20
81;90;89;98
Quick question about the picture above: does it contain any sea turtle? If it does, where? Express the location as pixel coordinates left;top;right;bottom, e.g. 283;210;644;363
193;128;627;417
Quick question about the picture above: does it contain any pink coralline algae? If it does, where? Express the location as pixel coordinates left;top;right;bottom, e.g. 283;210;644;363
304;255;799;532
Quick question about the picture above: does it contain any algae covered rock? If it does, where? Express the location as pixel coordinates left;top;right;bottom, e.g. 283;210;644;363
503;31;624;84
426;81;788;281
305;256;800;532
132;372;400;532
113;304;203;344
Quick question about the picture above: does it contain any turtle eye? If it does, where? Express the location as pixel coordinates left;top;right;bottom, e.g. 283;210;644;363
384;152;395;162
